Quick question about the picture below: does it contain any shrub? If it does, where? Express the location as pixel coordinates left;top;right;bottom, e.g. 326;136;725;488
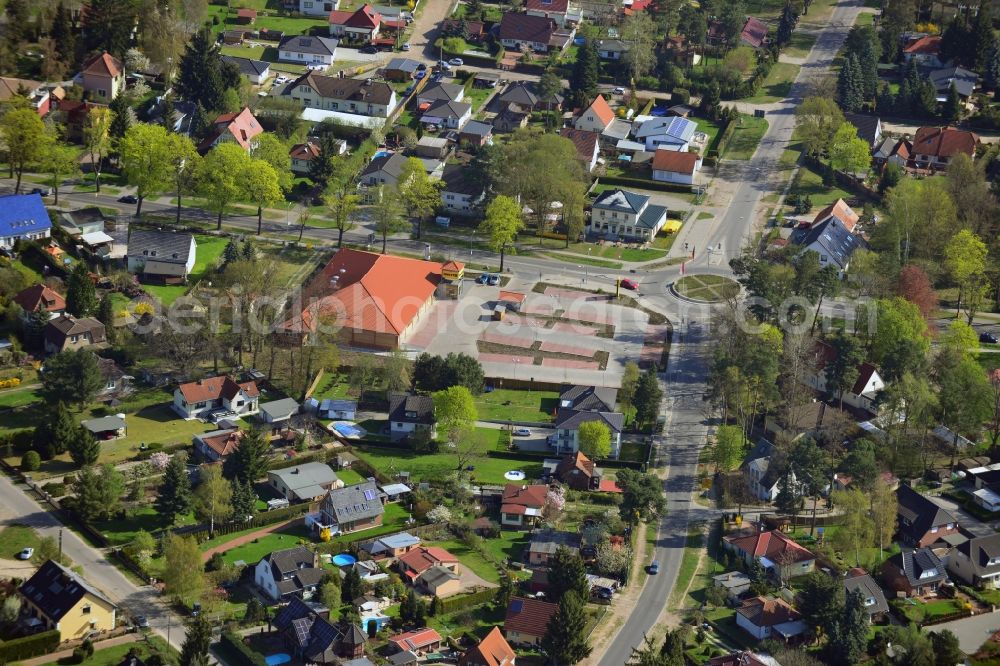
0;630;60;661
42;482;66;498
21;451;40;471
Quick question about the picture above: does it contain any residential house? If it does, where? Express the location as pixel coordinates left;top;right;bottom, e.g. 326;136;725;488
574;95;615;133
284;72;396;118
273;597;367;663
78;52;124;101
388;392;436;442
260;397;301;427
910;126;978;171
96;357;133;399
81;415;126;440
897;484;959;548
843;568;889;622
198;107;263;153
440;164;485;214
59;208;106;237
495;81;563;112
194;428;244;463
415;565;461;596
417;82;465;106
442;18;486;42
0;193;52;250
874;136;912;170
328;5;382;41
722;529;816;583
497;14;567;53
713;571;752;601
741;438;786;501
739;17;768;48
929;66;978;101
172;374;260;420
810;198;860;232
559;385;616;411
221;55;272;85
268;462;341;502
388;628;443;655
458;626;516;666
735;596;806;641
254;546;324;601
318;398;357;420
384;58;421;81
651;149;701;186
587;188;668;244
43;315;106;354
948;533;1000;588
788;214;867;273
223;29;248;46
236;8;257;23
500;483;548;528
415;136;449;159
883;547;949;597
0;77;52;116
527;529;581;566
492;104;530;133
595;39;629;60
291;140;322;175
13;284;65;316
504;597;558;646
459;120;493;148
397;546;461;596
126;230;197;283
525;0;576;27
298;0;340;17
421;99;472;130
551;409;623;458
361;533;421;559
560;128;601;173
903;35;946;67
842;112;882;149
632;115;697;152
315;481;385;534
18;560;118;641
554;450;602;491
802;341;885;412
278;35;340;66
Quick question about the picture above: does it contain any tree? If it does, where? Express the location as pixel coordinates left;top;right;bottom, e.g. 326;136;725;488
944;229;989;319
83;107;112;193
67;262;98;317
621;11;657;82
943;81;963;121
163;532;206;603
250;133;293;195
578;421;612;462
156;451;193;524
616;469;666;523
633;369;662;429
67;426;100;467
619;362;641;420
831;488;873;566
828;123;871;174
838;439;878;490
342;567;365;605
324;185;359;248
176;28;236;111
372;185;408;254
165;133;201;225
40;350;104;409
570;39;599;106
38;139;80;206
798;571;844;633
0;108;45;193
941;320;979;358
936;348;993;465
398;157;440;238
224;426;271;484
180;615;211;666
776;1;798;46
193;464;233;535
81;0;134;56
795;97;844;157
825;330;865;408
73;465;125;521
894;265;938;323
198;143;248;229
712;425;746;473
242;158;283;235
870;298;930;381
883;624;935;666
432;385;477;447
108;94;134;147
837;54;864;112
308;134;343;184
548;547;590;602
478;195;523;272
541;591;591;665
120;123;175;216
35;402;78;459
788;438;831;536
831;588;868;663
929;629;963;666
230;480;257;521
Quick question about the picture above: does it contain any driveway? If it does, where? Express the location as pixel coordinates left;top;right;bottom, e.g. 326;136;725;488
928;494;995;537
927;611;1000;654
456;564;498;592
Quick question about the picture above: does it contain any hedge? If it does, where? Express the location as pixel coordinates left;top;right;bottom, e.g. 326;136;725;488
219;630;268;666
596;176;695;194
0;629;60;661
439;588;497;614
180;502;310;542
487;449;644;470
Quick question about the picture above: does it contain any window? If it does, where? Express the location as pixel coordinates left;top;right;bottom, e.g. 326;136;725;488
82;605;91;614
931;526;939;533
98;89;106;98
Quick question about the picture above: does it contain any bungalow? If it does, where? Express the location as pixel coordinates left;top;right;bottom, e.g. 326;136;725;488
384;58;421;81
268;462;341;502
560;128;600;173
595;39;629;60
284;72;396;118
329;5;382;41
18;560;118;641
221;55;271;85
929;66;978;101
735;596;806;641
500;483;548;528
713;571;752;601
459;627;516;666
278;35;340;66
96;357;133;399
651;149;701;185
194;428;244;462
495;81;562;112
254;546;323;601
883;547;948;597
896;484;959;548
397;547;461;596
298;0;340;16
236;8;257;23
843;568;889;622
81;415;126;440
504;597;558;646
903;35;946;67
910;126;978;171
842;112;882;149
126;229;197;283
318;398;357;420
43;315;106;354
172;375;260;420
198;107;263;153
0;193;52;250
78;52;124;101
586;188;668;244
59;208;106;237
802;341;885;412
632;115;696;152
574;94;615;133
472;71;500;87
527;529;581;566
874;136;911;169
13;284;65;316
260;397;301;426
315;481;385;534
421;99;472;130
440;164;485;214
0;77;52;116
388;392;436;442
739;17;768;48
492;104;530;133
361;532;421;559
418;566;462;597
948;533;1000;588
415;136;449;160
525;0;577;27
388;628;442;655
290;140;321;175
417;82;465;106
723;529;816;583
497;13;564;53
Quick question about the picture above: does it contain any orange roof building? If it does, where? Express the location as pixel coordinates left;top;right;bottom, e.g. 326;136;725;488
911;126;978;165
173;375;260;419
79;52;124;101
811;198;859;233
280;248;444;349
574;94;615;132
13;284;66;314
198;107;263;153
459;627;516;666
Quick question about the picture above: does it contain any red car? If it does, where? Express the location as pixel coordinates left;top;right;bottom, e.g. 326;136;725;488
621;278;638;290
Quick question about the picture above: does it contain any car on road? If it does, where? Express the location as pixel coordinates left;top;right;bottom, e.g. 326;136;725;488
512;427;531;437
134;616;150;629
417;62;427;71
476;273;489;284
402;42;410;50
621;278;638;290
360;45;379;54
415;71;426;80
613;86;625;94
487;274;500;286
30;187;51;196
448;58;464;66
118;194;138;204
18;547;33;560
648;560;660;574
981;332;999;344
438;60;452;71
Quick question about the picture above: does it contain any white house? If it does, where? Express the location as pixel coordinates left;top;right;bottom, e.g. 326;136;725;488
632;115;697;152
802;341;885;412
254;546;324;601
328;4;382;41
550;409;623;459
0;194;52;250
586;188;668;242
789;217;868;274
948;533;1000;588
651;149;701;185
736;597;806;641
267;462;342;502
172;375;260;420
220;55;272;85
318;398;358;420
440;165;485;214
574;95;614;133
278;35;340;66
420;100;472;130
388;392;435;442
259;397;300;426
298;0;340;16
595;39;628;60
284;72;396;118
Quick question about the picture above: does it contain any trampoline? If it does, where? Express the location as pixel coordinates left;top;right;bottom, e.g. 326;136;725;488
504;470;526;481
332;553;357;567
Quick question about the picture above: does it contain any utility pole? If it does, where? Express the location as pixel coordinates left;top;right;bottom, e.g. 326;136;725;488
58;528;63;561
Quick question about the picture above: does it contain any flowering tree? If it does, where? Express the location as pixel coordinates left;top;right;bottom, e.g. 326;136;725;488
149;451;170;471
544;486;566;519
427;505;452;524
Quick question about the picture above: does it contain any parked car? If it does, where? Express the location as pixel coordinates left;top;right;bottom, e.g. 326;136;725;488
613;86;625;94
274;75;289;85
981;332;999;344
18;547;33;560
360;45;379;54
487;274;500;286
438;60;452;71
448;58;464;66
118;194;138;204
648;560;660;574
134;616;150;629
30;187;51;196
415;71;426;80
402;42;410;51
621;278;638;290
512;427;531;437
417;62;427;71
476;273;489;284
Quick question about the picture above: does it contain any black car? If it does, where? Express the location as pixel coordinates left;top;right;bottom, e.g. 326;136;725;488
416;62;427;71
118;194;138;204
981;331;999;344
359;45;378;54
30;187;51;196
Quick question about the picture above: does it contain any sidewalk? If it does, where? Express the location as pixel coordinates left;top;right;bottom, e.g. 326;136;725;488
19;633;139;666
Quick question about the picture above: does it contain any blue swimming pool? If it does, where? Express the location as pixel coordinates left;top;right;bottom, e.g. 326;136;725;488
650;106;669;116
333;423;364;438
373;150;391;159
332;553;357;566
266;654;291;666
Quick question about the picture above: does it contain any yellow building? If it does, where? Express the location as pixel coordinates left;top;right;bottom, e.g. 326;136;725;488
18;561;118;641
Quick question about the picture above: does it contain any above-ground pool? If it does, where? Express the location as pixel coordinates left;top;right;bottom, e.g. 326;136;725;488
373;150;391;159
329;421;367;439
504;470;526;481
332;553;357;567
650;106;669;116
265;655;291;666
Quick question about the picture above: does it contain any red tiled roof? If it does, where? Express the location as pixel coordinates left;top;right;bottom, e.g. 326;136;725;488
736;596;800;627
812;341;879;394
741;17;768;48
502;483;548;509
330;4;381;28
557;451;595;478
904;35;942;55
199;429;245;457
581;94;615;128
498;13;556;44
290;141;321;161
218;107;263;150
560;128;599;162
652;150;699;175
504;596;558;637
329;9;353;23
459;627;516;666
81;52;123;78
398;546;459;574
598;478;622;493
526;0;569;13
178;375;259;404
442;260;465;272
812;198;859;232
389;628;442;652
724;530;815;564
912;126;978;159
13;284;66;313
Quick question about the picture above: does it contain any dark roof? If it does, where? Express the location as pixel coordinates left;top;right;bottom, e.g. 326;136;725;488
461;120;493;137
60;207;105;231
127;229;194;264
928;66;978;97
263;545;315;578
44;315;106;347
419;82;465;102
361;152;408;180
221;55;271;77
388;391;435;424
528;529;581;555
422;99;472;121
843;570;889;616
896;484;958;543
497;81;562;108
842;112;881;146
559;385;617;411
386;58;421;73
889;547;947;588
322;480;386;524
278;35;340;56
789;216;867;270
504;596;558;637
592;189;649;215
736;596;800;627
276;567;326;595
954;533;1000;578
555;408;623;433
19;560;115;622
441;164;485;196
497;13;555;44
285;72;394;106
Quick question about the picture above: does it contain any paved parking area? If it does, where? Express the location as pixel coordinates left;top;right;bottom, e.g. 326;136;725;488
928;611;1000;653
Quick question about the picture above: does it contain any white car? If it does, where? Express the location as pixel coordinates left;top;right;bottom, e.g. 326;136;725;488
274;75;289;85
402;42;411;51
613;86;625;95
448;58;464;66
512;427;531;437
18;547;33;560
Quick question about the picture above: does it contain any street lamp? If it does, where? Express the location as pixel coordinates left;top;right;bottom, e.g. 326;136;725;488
513;357;520;379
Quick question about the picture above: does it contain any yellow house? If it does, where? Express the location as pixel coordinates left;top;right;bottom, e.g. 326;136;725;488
18;561;118;641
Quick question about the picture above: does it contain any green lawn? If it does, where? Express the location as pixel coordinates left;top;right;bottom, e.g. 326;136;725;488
722;115;769;160
0;524;43;560
37;637;174;666
479;529;529;565
214;524;314;565
790;160;855;208
207;4;329;37
744;62;800;104
895;597;965;624
428;537;502;583
784;31;817;59
336;468;367;485
92;507;196;548
674;275;740;301
352;440;545;485
668;528;704;608
143;234;230;307
695;117;723;153
472;389;559;423
0;383;42;409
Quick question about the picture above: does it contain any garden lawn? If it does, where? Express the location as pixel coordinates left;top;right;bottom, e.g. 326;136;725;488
0;524;43;560
352;442;544;484
745;63;800;104
695;118;723;153
428;537;502;583
143;234;229;307
37;638;171;666
897;598;964;624
214;524;314;565
791;160;855;208
722;115;769;160
336;468;367;485
0;383;42;409
93;507;196;548
479;529;530;564
472;389;559;423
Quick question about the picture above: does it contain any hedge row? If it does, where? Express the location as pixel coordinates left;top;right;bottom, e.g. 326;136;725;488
0;630;60;661
219;630;268;666
486;449;644;470
596;175;695;194
181;502;310;542
439;587;497;614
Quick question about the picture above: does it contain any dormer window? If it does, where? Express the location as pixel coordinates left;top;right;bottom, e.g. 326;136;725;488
919;568;938;579
865;597;876;606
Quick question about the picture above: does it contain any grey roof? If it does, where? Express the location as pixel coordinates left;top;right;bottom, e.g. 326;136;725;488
555;408;624;432
322;480;386;524
441;164;485;196
388;392;435;425
713;571;751;589
278;35;339;56
60;207;105;232
893;547;947;588
344;658;377;666
560;385;617;411
601;118;632;141
361;152;409;180
842;112;880;146
420;82;464;102
421;565;460;587
498;81;562;108
268;462;339;497
843;571;889;616
422;99;472;121
19;560;116;623
790;217;867;270
285;72;394;106
896;484;958;544
81;415;125;433
633;116;696;142
221;55;271;78
954;533;1000;578
380;483;411;496
127;229;194;265
263;545;315;575
637;204;669;230
387;651;419;666
275;567;325;594
261;397;300;420
929;66;978;97
380;532;421;549
592;189;649;215
387;58;421;73
528;529;581;554
461;120;493;137
596;39;629;52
